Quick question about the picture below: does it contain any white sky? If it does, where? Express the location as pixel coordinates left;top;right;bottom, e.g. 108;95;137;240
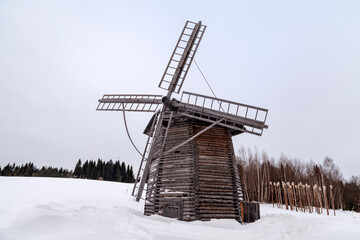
0;0;359;179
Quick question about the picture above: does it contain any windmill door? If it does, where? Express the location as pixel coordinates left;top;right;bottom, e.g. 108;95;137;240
163;198;183;220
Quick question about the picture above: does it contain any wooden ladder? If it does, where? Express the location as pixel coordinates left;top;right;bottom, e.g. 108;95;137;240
132;111;161;200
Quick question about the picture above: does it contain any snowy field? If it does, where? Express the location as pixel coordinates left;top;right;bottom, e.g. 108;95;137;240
0;177;359;240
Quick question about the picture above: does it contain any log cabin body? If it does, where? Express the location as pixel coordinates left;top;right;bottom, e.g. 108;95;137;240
144;114;243;221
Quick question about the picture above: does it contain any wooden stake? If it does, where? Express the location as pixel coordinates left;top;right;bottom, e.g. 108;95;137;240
298;184;303;212
283;182;288;210
323;186;329;215
305;184;310;213
278;182;283;208
302;184;306;212
307;184;312;213
318;187;323;214
311;184;315;213
274;182;279;208
292;182;298;212
287;182;293;211
330;185;336;216
270;182;274;207
313;185;318;214
301;184;306;212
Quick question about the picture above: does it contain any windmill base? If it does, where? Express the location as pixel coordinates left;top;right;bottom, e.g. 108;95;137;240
144;116;243;222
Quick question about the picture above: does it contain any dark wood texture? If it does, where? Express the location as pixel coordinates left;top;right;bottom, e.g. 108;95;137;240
144;115;243;222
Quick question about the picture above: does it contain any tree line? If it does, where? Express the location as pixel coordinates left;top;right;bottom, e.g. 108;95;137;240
0;162;71;178
0;159;135;183
73;159;135;183
237;146;360;212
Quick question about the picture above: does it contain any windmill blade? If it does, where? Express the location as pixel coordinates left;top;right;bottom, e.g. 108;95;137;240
159;21;206;94
97;94;163;112
172;91;269;136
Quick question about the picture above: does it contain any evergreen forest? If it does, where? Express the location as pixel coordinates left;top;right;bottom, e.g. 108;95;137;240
0;159;135;183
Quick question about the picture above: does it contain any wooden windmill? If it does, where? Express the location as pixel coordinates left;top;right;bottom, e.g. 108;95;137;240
97;20;268;222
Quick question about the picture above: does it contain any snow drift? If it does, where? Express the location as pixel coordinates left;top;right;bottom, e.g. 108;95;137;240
0;177;359;240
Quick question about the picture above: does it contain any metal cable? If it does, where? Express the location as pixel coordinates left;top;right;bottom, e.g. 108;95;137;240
193;58;226;112
193;58;218;98
122;109;143;157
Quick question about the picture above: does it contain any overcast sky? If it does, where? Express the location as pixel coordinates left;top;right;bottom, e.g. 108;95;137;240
0;0;359;179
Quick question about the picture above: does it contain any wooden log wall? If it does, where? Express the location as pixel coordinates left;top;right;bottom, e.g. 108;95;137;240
145;116;197;220
193;122;242;221
144;115;243;222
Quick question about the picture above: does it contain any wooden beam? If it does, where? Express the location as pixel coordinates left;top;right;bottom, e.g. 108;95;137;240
162;117;225;156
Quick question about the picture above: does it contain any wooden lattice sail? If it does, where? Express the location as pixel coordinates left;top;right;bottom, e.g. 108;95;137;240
97;20;269;222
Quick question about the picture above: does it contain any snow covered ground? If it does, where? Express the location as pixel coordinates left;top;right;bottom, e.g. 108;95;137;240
0;177;359;240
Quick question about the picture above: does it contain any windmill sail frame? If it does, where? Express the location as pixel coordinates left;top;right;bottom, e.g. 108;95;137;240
158;21;206;94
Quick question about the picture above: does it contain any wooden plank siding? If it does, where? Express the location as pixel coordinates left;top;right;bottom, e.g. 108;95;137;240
193;122;243;221
144;116;243;222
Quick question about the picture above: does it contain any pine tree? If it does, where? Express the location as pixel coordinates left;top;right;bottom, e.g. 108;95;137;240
113;161;121;182
85;160;93;179
120;162;126;182
95;159;102;179
126;165;130;183
90;161;96;179
82;160;89;179
1;164;10;175
104;160;114;181
129;166;135;183
74;159;82;178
